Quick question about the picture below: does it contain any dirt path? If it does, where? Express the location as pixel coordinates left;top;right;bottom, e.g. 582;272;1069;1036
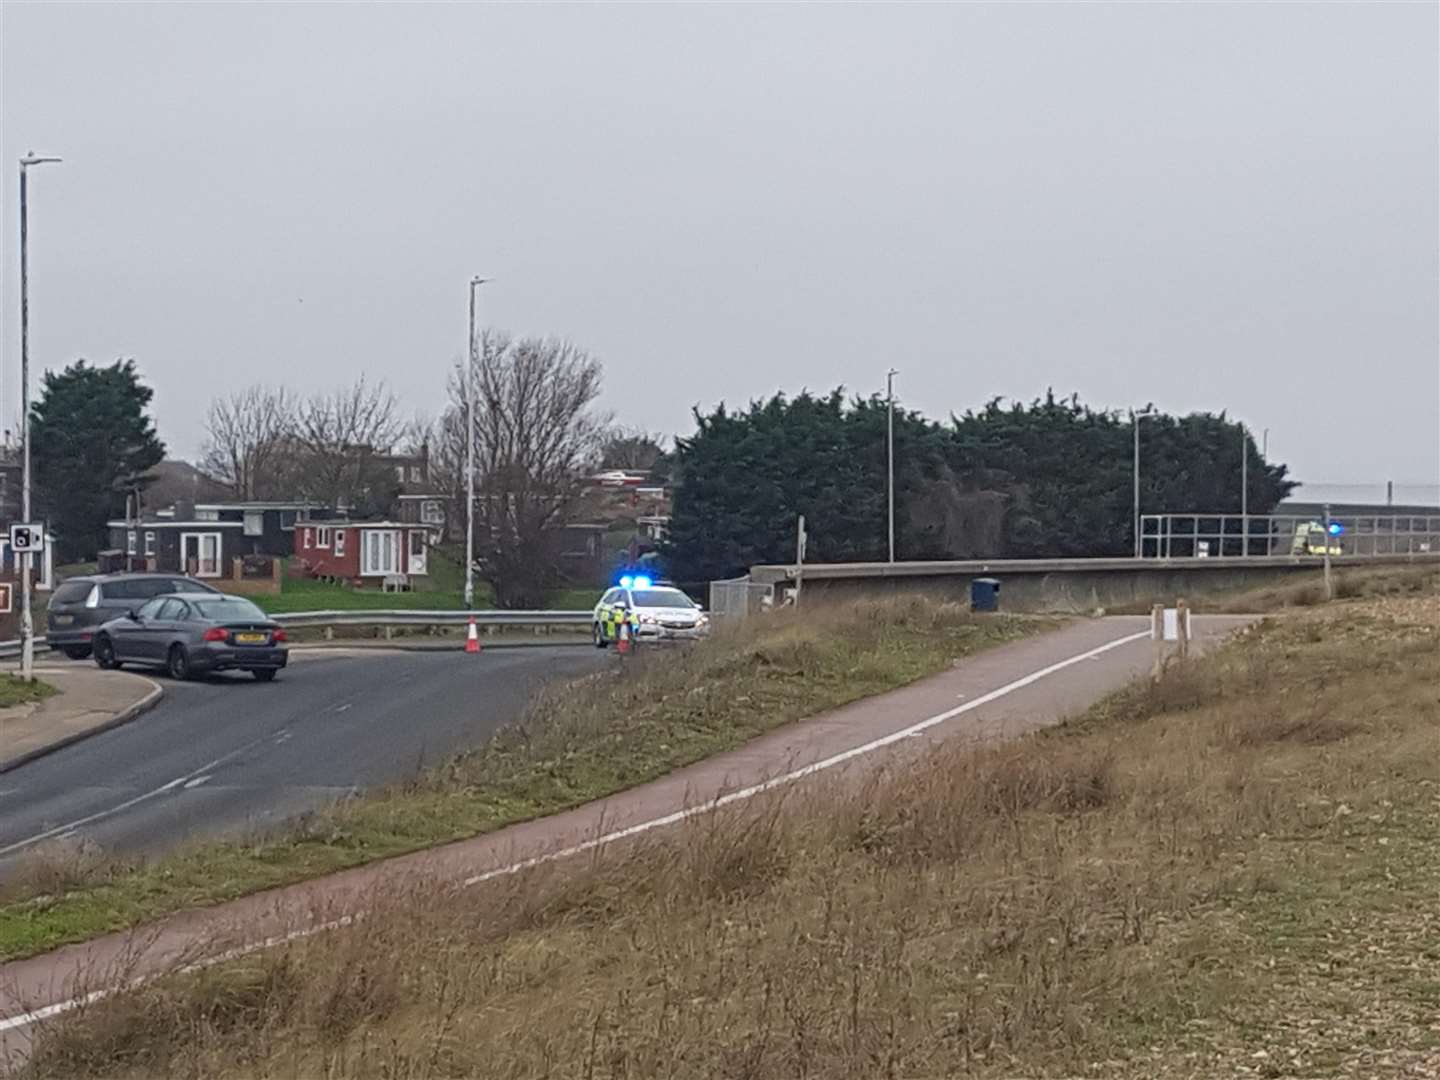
0;614;1252;1057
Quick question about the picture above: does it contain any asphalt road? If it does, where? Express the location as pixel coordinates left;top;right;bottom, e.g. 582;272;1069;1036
0;645;606;871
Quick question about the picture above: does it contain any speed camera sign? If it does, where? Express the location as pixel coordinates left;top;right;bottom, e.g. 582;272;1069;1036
9;523;44;553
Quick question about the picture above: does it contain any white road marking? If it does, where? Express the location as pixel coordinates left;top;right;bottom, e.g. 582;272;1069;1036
333;703;352;714
0;729;285;859
460;629;1150;888
182;775;211;790
0;628;1150;1035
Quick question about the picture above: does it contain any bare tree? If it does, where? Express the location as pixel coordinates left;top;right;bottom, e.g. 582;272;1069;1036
293;377;402;512
599;426;667;472
447;332;609;607
201;385;297;500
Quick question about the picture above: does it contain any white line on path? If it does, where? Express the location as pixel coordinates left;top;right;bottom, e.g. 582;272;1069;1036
0;628;1149;1036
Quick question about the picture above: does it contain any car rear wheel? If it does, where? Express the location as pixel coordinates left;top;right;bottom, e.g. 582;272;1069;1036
167;644;192;681
593;623;608;648
252;669;277;682
93;635;120;671
62;645;92;661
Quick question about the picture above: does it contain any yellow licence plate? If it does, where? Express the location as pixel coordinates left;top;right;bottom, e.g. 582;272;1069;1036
235;632;267;644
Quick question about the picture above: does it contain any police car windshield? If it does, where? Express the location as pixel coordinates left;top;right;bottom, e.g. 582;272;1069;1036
630;588;693;608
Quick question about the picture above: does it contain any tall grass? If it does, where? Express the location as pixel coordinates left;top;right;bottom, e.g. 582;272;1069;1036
0;597;1037;963
24;591;1440;1078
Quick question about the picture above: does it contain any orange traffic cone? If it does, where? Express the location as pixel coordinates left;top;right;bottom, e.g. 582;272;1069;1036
617;620;632;656
465;616;481;654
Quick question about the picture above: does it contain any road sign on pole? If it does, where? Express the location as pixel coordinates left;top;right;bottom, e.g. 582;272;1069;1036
9;523;44;553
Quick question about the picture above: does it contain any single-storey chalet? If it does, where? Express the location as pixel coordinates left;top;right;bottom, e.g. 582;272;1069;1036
294;520;429;582
106;501;326;579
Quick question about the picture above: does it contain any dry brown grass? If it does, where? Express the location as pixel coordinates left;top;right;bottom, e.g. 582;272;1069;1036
23;593;1440;1079
0;597;1041;964
1184;563;1440;613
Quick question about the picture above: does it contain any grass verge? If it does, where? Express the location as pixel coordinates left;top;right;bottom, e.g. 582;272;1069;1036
0;675;57;709
1168;562;1439;614
0;598;1043;965
23;589;1439;1078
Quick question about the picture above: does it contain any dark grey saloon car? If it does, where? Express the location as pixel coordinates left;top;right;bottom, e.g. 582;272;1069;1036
93;593;288;681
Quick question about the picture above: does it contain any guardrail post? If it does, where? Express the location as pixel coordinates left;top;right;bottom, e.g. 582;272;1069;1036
324;626;334;641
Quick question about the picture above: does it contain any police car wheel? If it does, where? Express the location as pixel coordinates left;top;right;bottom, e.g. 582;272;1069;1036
593;623;608;649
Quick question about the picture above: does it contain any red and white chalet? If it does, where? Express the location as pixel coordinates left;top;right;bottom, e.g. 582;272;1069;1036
294;520;429;582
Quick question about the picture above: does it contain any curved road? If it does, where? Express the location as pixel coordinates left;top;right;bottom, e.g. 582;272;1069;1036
0;646;606;871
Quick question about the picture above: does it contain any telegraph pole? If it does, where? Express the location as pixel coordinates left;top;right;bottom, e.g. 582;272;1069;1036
18;152;61;682
463;276;488;610
886;369;896;563
1240;423;1249;557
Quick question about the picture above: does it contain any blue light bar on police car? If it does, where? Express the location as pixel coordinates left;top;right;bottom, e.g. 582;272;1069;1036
1328;523;1344;536
619;575;634;588
633;575;653;589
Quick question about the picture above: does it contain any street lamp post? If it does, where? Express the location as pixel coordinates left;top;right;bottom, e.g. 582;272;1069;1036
1132;406;1156;559
886;369;897;563
18;152;61;682
1240;423;1249;557
463;276;488;610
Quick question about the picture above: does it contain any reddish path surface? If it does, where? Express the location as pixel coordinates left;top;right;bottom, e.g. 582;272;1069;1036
0;615;1251;1057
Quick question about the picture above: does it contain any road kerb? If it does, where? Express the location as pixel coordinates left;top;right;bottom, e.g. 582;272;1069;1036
0;677;164;776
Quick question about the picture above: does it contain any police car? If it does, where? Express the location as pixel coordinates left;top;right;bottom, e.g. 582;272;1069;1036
592;575;710;647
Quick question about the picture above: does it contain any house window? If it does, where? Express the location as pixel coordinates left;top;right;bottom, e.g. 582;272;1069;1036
395;465;406;481
317;527;332;549
279;510;297;529
409;529;425;557
334;529;347;556
196;509;220;522
409;465;423;483
144;531;156;557
126;531;137;556
421;499;444;524
243;510;264;536
302;527;313;549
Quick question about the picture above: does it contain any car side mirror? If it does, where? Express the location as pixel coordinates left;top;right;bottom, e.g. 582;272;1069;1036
127;609;141;621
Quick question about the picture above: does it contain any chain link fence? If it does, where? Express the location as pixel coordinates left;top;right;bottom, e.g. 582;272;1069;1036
707;576;774;621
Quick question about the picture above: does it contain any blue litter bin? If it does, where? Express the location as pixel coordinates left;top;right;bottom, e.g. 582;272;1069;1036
970;577;1001;612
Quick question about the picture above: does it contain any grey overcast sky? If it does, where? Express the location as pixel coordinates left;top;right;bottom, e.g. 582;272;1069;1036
2;1;1437;493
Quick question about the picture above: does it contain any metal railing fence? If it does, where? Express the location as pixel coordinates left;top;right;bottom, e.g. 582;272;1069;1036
1140;513;1440;559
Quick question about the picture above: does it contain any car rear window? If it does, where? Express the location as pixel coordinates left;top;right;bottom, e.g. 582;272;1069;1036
102;578;183;600
51;581;94;605
191;597;267;621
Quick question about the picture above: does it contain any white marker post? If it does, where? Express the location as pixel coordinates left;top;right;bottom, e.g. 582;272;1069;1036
1150;598;1193;680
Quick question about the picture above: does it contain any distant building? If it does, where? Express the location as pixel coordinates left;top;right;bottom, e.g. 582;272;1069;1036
106;501;328;579
294;519;430;583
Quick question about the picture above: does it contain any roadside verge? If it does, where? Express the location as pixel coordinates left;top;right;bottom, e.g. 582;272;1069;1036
0;668;162;775
0;611;1254;1045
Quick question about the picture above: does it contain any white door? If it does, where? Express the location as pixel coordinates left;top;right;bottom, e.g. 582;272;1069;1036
407;530;427;575
361;530;399;576
181;532;223;577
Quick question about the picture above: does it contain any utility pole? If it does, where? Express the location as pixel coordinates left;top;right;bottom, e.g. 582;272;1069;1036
1131;406;1155;558
886;369;897;563
1240;423;1249;557
1322;502;1334;601
463;276;488;610
18;152;61;682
